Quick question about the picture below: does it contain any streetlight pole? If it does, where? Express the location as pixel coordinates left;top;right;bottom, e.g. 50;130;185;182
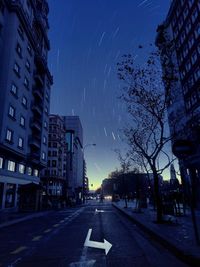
82;143;96;204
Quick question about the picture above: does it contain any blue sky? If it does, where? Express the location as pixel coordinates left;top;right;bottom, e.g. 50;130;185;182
48;0;171;189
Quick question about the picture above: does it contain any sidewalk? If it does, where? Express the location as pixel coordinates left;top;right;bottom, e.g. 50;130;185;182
113;200;200;267
0;209;53;229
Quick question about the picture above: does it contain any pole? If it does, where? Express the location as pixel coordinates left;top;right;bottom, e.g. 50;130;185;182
189;168;200;246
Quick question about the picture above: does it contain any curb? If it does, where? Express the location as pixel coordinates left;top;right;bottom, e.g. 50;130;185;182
113;203;200;267
0;211;52;229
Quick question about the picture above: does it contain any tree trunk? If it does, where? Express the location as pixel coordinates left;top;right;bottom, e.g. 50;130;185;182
152;166;163;223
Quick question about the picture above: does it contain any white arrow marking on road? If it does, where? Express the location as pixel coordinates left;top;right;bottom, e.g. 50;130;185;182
95;208;105;213
84;229;112;255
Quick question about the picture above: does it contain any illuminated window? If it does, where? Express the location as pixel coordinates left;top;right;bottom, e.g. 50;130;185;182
6;129;13;142
0;157;3;169
19;164;25;174
18;137;23;148
11;83;18;96
8;105;15;118
27;167;32;175
8;160;15;172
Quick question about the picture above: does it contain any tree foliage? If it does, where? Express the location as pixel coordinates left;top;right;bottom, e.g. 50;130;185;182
117;48;176;222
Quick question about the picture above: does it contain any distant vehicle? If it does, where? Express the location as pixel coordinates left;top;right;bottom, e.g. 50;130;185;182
104;195;112;200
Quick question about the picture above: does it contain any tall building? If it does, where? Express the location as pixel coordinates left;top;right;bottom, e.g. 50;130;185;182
0;0;53;210
41;115;67;199
156;0;200;206
62;116;83;202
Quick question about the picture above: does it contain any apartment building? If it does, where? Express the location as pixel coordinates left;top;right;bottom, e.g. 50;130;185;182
0;0;52;209
63;116;83;202
41;115;67;199
156;0;200;207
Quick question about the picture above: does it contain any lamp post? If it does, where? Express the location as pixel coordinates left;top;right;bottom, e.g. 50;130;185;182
82;143;96;203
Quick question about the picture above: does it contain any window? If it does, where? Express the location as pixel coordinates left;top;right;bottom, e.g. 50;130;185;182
34;169;39;177
183;6;189;19
191;92;197;105
188;35;194;49
191;51;198;64
48;151;51;157
25;60;30;72
22;96;27;107
188;75;194;87
45;92;49;102
52;151;57;156
45;106;48;114
195;23;200;39
6;129;13;142
0;157;3;169
44;121;48;129
180;31;186;44
183;44;188;57
18;137;23;148
24;77;29;89
42;152;46;160
8;160;15;172
13;62;20;76
186;20;191;34
27;167;32;176
182;83;188;95
191;8;198;23
16;43;22;57
8;105;15;118
27;43;32;56
188;0;194;8
18;25;24;40
186;60;191;72
19;164;25;174
53;142;57;148
11;83;18;96
178;16;183;30
43;136;47;144
194;67;200;81
52;160;57;167
20;116;25;127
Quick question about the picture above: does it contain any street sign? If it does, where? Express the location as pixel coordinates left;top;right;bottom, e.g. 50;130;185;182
84;229;112;255
172;140;195;159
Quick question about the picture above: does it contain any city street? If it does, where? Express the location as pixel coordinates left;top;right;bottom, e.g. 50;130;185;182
0;200;188;267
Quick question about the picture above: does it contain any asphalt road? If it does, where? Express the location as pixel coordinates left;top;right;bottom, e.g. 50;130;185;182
0;200;189;267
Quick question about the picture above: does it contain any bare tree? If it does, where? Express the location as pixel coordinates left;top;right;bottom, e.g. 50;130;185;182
117;50;176;222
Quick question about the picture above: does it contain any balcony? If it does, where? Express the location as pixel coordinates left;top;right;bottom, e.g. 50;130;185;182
35;53;47;73
33;87;43;100
29;137;41;149
34;72;44;87
31;119;42;132
32;103;43;116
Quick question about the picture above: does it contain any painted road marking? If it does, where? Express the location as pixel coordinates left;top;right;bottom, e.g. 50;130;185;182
60;220;65;223
32;235;42;241
44;228;52;233
10;246;27;254
53;223;60;227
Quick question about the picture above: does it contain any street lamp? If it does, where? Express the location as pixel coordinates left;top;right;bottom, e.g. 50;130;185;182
82;143;96;203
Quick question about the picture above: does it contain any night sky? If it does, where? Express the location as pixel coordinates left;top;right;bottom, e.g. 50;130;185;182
48;0;171;189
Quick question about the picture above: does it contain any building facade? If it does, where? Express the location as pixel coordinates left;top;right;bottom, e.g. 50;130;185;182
63;116;83;202
41;115;67;199
0;0;52;210
156;0;200;207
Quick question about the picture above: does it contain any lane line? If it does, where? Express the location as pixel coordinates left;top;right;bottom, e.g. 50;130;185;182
53;224;60;227
60;220;65;223
10;246;27;254
32;235;42;241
